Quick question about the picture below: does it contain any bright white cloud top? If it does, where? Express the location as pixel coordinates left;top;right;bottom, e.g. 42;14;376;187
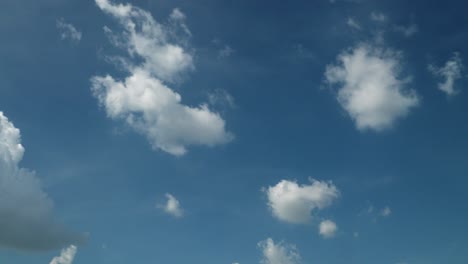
159;193;184;218
49;245;77;264
319;220;338;239
91;0;232;156
56;18;82;43
0;112;84;251
429;52;464;96
325;44;419;131
258;238;301;264
265;179;339;224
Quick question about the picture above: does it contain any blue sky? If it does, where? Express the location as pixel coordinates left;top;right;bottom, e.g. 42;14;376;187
0;0;468;263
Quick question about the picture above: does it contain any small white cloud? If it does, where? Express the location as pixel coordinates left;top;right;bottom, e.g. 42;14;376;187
92;0;232;156
394;24;419;37
258;238;301;264
319;220;338;239
56;18;82;43
429;52;464;96
370;12;386;22
265;179;339;224
218;45;235;58
347;17;361;30
50;245;77;264
159;193;184;218
380;206;391;217
325;43;419;131
353;231;359;238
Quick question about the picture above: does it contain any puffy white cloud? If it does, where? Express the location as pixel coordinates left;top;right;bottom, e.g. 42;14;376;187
380;206;391;217
258;238;301;264
56;18;82;43
325;43;419;131
92;0;232;155
265;179;339;224
159;193;184;218
50;245;77;264
0;112;84;251
347;17;361;30
319;220;337;239
429;52;464;96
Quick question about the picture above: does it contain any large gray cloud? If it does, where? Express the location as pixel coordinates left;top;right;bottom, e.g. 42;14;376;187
0;112;85;251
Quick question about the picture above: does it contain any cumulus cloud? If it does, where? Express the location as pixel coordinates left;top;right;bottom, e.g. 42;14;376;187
325;43;419;131
50;245;77;264
258;238;301;264
56;18;82;43
158;193;184;218
264;179;339;224
347;17;361;30
319;220;337;238
429;52;464;96
92;0;232;156
0;112;84;251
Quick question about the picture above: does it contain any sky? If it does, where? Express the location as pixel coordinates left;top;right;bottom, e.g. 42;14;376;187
0;0;468;263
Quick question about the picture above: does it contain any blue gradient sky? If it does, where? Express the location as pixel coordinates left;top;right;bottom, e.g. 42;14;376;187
0;0;467;263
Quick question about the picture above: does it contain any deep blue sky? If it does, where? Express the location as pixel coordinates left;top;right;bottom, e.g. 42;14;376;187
0;0;467;263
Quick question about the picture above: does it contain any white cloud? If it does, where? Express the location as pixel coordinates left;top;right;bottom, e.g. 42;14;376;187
265;179;339;224
394;24;419;37
325;43;419;131
319;220;338;238
429;52;464;96
370;12;386;22
258;238;301;264
380;206;391;217
0;112;84;251
50;245;77;264
56;18;82;43
159;193;184;218
347;17;361;30
92;0;232;156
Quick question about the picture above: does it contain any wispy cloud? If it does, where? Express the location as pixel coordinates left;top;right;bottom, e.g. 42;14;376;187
429;52;464;96
56;18;82;43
